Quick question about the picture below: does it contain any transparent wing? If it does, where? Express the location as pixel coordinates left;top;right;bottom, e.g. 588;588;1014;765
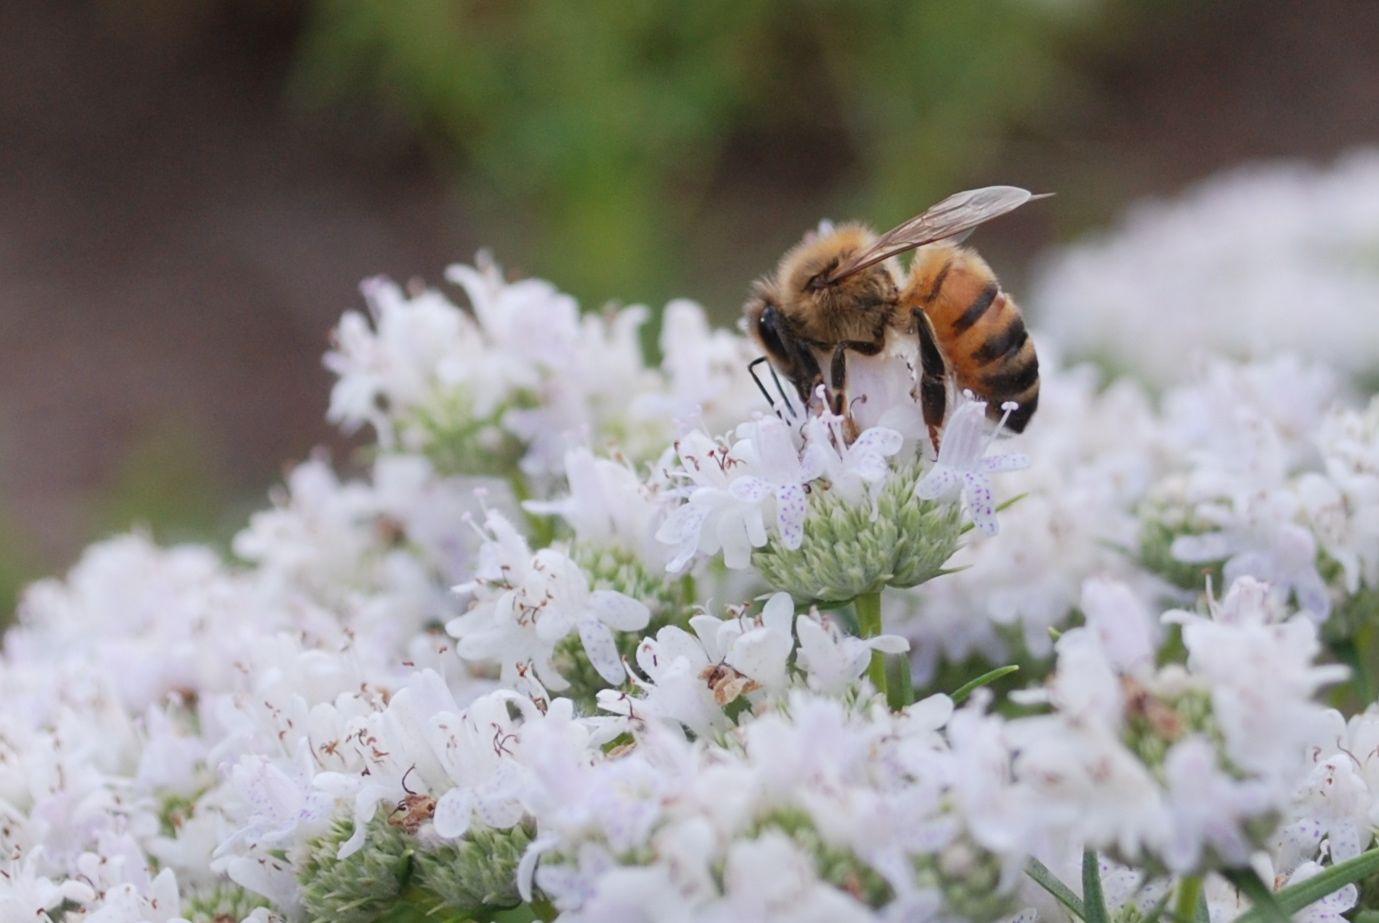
828;186;1048;283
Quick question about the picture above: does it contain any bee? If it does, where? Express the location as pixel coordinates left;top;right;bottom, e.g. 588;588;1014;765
744;186;1046;449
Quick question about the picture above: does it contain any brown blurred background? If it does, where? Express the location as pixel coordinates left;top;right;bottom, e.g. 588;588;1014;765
2;0;1378;605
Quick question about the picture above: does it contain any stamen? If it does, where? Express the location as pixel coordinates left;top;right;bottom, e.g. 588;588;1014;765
982;400;1020;455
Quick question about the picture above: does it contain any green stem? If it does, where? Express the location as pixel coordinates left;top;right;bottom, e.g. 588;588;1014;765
1174;874;1204;923
855;591;887;702
1355;618;1379;704
530;897;559;922
510;473;556;549
885;652;914;710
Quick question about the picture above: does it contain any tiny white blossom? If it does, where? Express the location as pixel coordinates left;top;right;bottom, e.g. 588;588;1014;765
914;397;1029;535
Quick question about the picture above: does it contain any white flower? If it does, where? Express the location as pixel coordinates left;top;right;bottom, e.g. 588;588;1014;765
1166;577;1346;780
1031;150;1379;386
1288;861;1360;923
82;868;183;923
605;626;728;737
802;411;905;506
726;416;827;551
914;397;1029;535
795;610;908;695
450;511;650;691
1171;489;1331;620
691;593;797;697
325;277;474;442
656;416;827;572
1160;735;1274;872
524;447;670;570
0;850;96;922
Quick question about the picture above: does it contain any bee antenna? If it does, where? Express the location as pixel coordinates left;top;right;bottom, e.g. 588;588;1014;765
400;764;419;796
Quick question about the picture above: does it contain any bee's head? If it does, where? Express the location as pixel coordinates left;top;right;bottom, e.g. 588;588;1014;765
743;277;819;406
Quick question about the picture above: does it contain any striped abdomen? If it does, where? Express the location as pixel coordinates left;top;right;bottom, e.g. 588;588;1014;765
901;243;1039;432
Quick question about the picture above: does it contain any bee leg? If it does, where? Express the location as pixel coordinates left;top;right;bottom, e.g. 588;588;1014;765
913;310;948;454
828;345;850;417
828;339;886;418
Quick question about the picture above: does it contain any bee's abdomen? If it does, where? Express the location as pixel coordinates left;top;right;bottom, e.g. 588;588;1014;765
904;244;1040;432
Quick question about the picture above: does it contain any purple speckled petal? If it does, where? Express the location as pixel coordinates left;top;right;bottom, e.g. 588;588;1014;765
962;471;998;535
914;466;959;501
579;617;626;685
775;483;808;550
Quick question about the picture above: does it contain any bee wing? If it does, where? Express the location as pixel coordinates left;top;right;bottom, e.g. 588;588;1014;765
828;186;1049;283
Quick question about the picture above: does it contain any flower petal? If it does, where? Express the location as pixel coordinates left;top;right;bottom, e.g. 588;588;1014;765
914;466;959;501
867;634;911;654
590;590;651;631
579;617;627;685
775;483;808;550
1170;531;1232;563
433;788;474;839
729;476;773;504
980;451;1030;473
962;471;999;536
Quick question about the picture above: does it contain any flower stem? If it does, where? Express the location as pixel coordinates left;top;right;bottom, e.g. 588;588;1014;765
1174;874;1204;923
855;591;888;702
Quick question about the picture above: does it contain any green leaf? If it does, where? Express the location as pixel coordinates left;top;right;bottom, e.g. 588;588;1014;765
951;665;1020;704
1082;851;1110;923
1233;846;1379;923
1222;867;1288;923
1026;857;1086;921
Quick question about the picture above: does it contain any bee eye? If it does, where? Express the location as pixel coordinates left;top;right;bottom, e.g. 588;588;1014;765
756;304;788;357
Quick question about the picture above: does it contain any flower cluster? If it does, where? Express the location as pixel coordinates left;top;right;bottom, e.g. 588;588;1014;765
1030;149;1379;388
4;183;1379;923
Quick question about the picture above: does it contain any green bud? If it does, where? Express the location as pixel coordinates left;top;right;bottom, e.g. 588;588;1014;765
752;809;893;908
754;460;964;605
1138;506;1222;593
411;823;533;915
299;815;415;923
552;543;692;708
182;884;270;923
1122;686;1220;773
570;542;680;616
913;839;1016;923
407;389;531;479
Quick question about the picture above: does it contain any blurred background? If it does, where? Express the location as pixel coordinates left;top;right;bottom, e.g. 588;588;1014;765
3;0;1378;608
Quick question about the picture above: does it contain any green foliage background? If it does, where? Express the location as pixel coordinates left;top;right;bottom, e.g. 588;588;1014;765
292;0;1113;309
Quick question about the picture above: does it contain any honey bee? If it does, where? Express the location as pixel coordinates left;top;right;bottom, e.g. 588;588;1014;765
744;186;1047;448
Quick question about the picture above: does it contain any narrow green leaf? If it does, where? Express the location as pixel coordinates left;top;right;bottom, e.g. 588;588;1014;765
1233;846;1379;923
1026;857;1086;921
1082;850;1110;923
951;665;1020;704
1195;889;1209;923
1222;867;1288;923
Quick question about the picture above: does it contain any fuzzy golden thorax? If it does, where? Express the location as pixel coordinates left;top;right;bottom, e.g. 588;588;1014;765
772;223;899;346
